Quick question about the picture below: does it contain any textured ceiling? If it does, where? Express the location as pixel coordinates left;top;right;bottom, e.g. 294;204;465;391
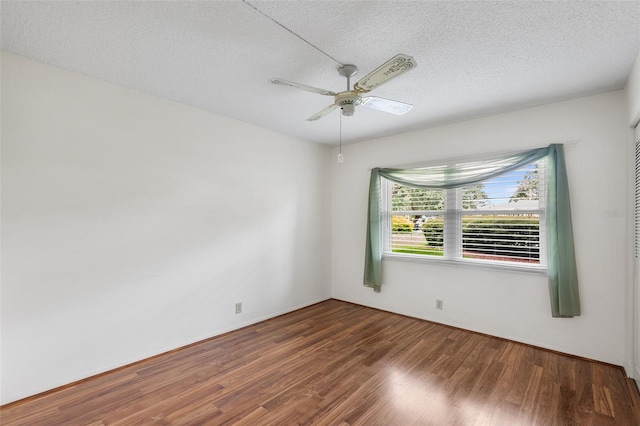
2;1;639;145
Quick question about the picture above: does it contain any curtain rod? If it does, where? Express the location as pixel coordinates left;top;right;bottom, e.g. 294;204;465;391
369;140;579;171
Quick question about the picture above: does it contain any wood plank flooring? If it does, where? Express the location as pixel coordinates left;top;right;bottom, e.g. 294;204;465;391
2;299;639;425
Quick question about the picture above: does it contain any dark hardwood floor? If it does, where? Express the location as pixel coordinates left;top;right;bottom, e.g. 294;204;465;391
2;299;639;425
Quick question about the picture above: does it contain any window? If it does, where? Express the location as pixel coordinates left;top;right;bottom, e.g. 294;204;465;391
382;159;546;269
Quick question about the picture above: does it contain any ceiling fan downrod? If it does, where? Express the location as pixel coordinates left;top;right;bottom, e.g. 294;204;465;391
337;64;360;117
339;64;358;90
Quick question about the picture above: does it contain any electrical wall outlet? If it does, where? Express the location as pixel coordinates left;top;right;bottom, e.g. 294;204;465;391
436;299;443;310
235;302;242;314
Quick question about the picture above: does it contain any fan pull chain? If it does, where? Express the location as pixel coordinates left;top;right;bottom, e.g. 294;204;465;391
337;111;344;163
242;1;344;67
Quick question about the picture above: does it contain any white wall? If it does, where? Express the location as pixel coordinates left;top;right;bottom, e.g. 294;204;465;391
331;91;630;367
0;53;332;404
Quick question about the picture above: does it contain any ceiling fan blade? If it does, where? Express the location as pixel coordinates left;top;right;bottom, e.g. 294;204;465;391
361;96;413;115
353;54;417;93
307;104;338;121
269;79;336;96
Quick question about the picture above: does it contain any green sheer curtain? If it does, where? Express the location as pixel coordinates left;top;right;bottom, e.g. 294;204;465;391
363;144;580;318
546;145;580;317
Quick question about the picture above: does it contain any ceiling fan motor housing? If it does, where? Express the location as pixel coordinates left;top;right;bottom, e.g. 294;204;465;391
335;91;362;116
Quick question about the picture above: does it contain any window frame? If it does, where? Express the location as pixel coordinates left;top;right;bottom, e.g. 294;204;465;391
381;162;547;274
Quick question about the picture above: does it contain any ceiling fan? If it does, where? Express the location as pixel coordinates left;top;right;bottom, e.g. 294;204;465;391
270;54;417;121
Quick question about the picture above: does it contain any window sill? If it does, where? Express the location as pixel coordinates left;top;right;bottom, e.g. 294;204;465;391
382;252;547;275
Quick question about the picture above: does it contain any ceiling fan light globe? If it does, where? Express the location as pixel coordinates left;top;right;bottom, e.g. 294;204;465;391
341;105;355;116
